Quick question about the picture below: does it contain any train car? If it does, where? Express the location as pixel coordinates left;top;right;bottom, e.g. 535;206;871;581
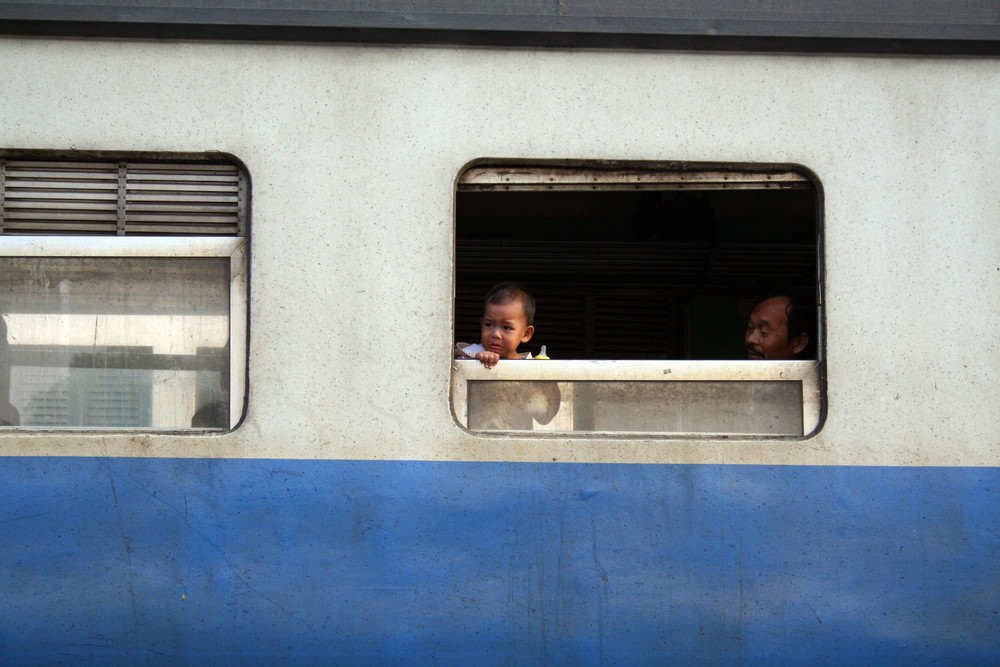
1;2;998;663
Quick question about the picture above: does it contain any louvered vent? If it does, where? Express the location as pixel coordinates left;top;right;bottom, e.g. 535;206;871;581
0;158;246;236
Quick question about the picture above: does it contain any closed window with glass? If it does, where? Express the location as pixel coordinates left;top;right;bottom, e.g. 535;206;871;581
0;153;248;430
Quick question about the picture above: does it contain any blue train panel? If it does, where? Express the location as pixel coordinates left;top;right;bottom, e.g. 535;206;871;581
2;458;998;664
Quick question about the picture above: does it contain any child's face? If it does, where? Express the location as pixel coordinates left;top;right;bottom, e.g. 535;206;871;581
480;300;534;359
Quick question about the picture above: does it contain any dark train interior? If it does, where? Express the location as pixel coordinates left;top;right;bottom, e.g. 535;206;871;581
455;167;819;360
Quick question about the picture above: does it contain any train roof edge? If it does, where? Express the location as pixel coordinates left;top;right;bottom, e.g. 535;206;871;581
0;1;998;55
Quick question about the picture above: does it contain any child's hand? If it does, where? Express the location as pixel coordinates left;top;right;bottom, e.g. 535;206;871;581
476;350;500;369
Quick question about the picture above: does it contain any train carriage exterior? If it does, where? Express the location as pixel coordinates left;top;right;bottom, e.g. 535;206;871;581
1;1;999;663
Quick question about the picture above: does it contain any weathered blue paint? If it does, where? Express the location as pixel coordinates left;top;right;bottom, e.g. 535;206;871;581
2;458;998;664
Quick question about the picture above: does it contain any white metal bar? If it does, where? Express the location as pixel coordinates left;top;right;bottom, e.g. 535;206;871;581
0;236;246;257
453;358;819;382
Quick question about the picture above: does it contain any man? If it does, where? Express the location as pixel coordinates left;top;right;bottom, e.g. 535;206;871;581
744;289;817;360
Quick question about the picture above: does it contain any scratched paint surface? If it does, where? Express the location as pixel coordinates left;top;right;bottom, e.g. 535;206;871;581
1;458;998;663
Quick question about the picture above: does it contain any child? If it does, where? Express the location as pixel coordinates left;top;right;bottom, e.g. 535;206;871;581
456;282;536;369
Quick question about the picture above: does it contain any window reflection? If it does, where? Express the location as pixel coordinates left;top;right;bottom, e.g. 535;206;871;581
0;257;231;429
467;380;804;435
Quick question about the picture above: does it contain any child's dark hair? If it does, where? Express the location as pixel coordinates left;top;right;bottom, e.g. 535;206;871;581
485;282;535;325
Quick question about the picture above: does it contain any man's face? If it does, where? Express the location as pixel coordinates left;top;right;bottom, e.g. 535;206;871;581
480;300;534;359
745;296;805;360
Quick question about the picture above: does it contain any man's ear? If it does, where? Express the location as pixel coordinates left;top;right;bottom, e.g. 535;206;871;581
521;325;534;343
791;333;809;356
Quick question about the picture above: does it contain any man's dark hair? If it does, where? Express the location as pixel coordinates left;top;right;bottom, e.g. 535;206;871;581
485;282;536;325
758;287;817;359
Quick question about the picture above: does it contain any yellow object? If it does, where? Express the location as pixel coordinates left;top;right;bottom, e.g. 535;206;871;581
535;345;549;360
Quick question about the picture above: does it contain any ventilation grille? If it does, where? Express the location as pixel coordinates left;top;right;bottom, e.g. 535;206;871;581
457;240;815;286
0;159;246;236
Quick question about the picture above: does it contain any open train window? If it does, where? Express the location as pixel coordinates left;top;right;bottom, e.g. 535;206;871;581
0;152;248;430
452;160;822;437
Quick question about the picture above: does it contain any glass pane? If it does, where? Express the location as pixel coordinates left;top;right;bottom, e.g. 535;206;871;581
467;380;804;435
0;257;231;429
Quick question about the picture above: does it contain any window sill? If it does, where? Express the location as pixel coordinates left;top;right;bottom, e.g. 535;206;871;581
452;359;821;437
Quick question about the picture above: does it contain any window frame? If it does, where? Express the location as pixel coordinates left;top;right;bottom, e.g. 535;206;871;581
452;158;825;439
0;150;249;432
